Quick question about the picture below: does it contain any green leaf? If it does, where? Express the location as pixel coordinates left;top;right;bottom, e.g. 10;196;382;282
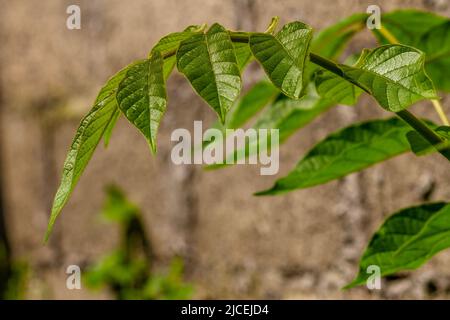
346;202;450;288
314;54;362;106
45;61;139;241
233;41;253;72
315;69;362;106
177;23;242;123
152;25;205;80
311;13;367;60
375;10;447;46
416;21;450;92
372;10;450;92
338;45;437;112
249;22;313;99
117;51;167;153
256;117;414;195
103;107;120;148
406;131;433;156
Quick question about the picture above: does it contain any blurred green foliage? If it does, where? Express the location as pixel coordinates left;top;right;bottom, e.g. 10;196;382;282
0;242;28;300
83;185;193;300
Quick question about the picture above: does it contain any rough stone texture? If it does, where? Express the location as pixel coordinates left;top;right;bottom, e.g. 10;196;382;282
0;0;449;299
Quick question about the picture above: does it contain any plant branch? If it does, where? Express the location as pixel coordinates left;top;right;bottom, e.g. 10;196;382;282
158;32;450;161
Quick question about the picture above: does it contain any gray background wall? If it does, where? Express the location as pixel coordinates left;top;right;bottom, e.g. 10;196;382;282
0;0;449;299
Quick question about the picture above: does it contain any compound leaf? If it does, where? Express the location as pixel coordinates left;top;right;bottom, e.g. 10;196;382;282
346;202;450;288
256;117;415;195
45;61;139;241
117;52;167;153
249;22;313;99
177;23;242;123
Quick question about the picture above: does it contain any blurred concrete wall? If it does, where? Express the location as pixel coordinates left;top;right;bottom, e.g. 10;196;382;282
0;0;449;299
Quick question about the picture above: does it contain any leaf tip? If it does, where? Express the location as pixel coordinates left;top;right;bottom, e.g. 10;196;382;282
341;277;363;290
43;219;56;244
253;187;276;196
103;138;111;149
148;140;157;155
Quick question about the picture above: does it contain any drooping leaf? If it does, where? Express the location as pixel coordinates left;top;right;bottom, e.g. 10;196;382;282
372;10;450;92
152;25;205;80
249;22;313;99
332;45;438;112
177;23;242;122
256;117;416;195
346;202;450;288
103;107;120;148
117;51;167;153
233;41;253;72
315;69;362;106
45;61;140;241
